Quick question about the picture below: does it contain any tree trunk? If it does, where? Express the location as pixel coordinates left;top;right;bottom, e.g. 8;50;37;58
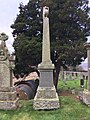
53;61;61;90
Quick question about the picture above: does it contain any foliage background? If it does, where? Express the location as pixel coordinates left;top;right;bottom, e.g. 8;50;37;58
11;0;90;88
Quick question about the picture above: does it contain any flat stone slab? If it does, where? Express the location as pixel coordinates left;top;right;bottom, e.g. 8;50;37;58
0;98;19;110
83;90;90;106
0;91;17;101
33;99;60;110
0;87;19;110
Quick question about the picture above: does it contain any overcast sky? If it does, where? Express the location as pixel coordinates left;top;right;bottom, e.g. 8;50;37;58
0;0;90;53
0;0;29;53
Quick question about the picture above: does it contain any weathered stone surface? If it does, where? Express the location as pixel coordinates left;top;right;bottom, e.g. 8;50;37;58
33;86;60;110
0;91;17;101
84;39;90;91
0;98;19;110
81;38;90;106
0;86;15;92
36;86;58;99
33;6;60;110
33;100;60;110
38;6;54;69
0;88;19;110
0;61;11;88
0;33;18;110
83;90;90;106
39;69;54;87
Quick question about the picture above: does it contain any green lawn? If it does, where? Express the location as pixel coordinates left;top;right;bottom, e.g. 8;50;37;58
0;79;90;120
58;77;87;92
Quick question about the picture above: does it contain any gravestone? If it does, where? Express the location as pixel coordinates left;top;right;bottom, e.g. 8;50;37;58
33;7;60;110
82;37;90;106
0;33;18;110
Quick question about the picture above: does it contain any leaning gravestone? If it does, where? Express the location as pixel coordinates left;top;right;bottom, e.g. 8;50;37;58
0;33;18;110
33;6;60;110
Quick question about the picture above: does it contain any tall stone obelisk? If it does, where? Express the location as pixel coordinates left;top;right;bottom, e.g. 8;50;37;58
33;6;60;110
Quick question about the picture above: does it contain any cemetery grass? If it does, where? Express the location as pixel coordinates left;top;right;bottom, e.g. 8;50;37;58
0;79;90;120
58;77;87;92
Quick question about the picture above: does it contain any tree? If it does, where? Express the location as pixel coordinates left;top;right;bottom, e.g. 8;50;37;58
11;0;90;88
41;0;90;88
11;1;42;74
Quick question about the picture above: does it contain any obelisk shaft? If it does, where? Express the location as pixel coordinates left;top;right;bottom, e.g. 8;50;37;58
38;7;54;69
42;13;50;63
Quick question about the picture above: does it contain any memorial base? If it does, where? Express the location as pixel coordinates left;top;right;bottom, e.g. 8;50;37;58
83;90;90;106
0;87;19;110
33;86;60;110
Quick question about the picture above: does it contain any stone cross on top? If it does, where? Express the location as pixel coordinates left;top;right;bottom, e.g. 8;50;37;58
0;33;9;60
0;33;8;41
0;33;18;110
